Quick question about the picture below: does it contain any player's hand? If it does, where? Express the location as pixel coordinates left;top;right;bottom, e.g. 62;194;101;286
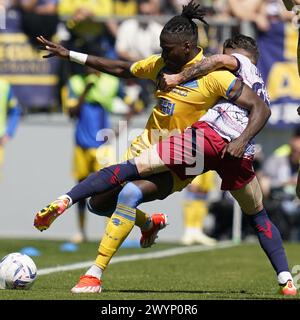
221;138;248;159
158;73;183;91
37;35;69;59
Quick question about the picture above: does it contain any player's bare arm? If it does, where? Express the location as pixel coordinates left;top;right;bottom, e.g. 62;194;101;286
158;54;239;90
37;36;134;78
222;80;271;158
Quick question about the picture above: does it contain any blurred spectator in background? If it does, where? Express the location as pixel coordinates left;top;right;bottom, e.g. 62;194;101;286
209;191;235;240
229;0;300;130
282;0;300;76
115;0;162;62
164;0;189;14
56;0;117;108
228;0;293;32
181;173;217;246
113;0;138;16
115;0;163;110
262;127;300;241
18;0;57;14
59;0;116;73
62;62;129;243
109;0;139;44
18;0;59;47
0;78;21;178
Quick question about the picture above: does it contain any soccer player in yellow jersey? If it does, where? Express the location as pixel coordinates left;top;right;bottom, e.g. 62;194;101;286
35;1;236;243
34;1;289;294
35;29;298;296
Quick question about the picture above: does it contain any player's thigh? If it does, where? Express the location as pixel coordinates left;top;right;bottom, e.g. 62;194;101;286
229;176;263;215
132;171;174;202
135;145;170;177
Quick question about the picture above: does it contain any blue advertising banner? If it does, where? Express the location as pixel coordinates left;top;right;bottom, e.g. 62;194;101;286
257;22;300;127
0;9;59;109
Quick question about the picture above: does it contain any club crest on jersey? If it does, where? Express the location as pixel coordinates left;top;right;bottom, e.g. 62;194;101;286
158;98;175;116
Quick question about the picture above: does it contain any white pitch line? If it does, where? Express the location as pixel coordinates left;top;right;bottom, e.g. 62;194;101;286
38;241;237;276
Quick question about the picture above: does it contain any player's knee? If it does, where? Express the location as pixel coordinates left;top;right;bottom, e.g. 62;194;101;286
231;177;263;215
117;182;143;208
87;198;115;217
241;203;264;215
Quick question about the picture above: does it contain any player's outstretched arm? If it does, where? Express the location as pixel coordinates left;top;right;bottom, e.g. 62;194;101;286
221;80;271;158
37;36;134;78
158;54;239;90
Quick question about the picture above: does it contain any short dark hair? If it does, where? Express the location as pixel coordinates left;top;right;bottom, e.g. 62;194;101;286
161;0;207;44
223;34;259;63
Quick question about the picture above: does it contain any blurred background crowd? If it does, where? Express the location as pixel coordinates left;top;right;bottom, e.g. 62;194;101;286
0;0;300;244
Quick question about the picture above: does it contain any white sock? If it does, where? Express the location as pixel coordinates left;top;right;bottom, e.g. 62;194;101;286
85;265;103;280
277;271;293;285
58;195;73;207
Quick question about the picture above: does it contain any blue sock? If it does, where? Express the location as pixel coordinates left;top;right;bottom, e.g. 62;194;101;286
246;208;289;275
67;161;140;204
117;182;144;208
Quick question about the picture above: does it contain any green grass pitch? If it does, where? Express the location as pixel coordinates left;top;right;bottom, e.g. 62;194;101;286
0;239;299;300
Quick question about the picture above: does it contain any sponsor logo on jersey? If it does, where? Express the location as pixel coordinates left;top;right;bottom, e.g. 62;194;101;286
158;98;175;116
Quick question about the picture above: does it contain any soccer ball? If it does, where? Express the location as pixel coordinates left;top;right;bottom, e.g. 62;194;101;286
0;252;37;290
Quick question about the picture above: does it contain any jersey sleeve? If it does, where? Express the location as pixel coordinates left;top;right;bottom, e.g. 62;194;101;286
204;70;237;99
130;54;164;81
231;53;252;79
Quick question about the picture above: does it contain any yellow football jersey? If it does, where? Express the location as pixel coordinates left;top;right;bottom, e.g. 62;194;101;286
128;50;237;157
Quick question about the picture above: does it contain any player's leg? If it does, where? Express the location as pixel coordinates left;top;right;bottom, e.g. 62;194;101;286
71;146;89;243
70;145;110;243
88;187;157;237
71;172;173;293
34;125;205;231
229;177;297;295
87;187;120;217
71;198;87;243
33;159;143;231
33;136;176;231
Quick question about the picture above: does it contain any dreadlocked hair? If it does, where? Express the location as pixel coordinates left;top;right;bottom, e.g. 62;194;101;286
161;0;207;42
